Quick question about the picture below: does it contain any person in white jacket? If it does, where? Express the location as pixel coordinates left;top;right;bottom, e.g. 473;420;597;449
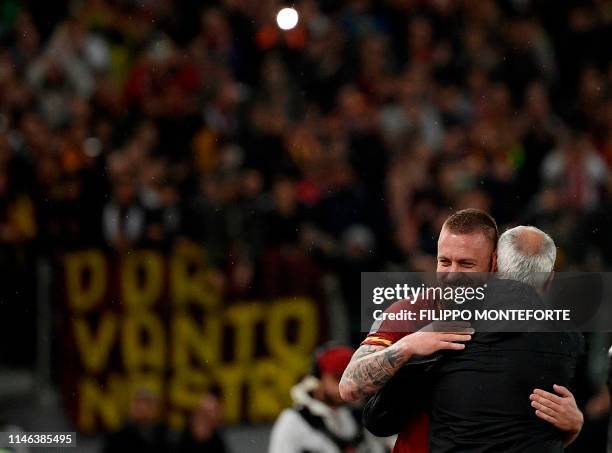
268;344;390;453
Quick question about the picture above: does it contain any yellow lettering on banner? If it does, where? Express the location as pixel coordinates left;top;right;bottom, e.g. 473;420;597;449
247;358;289;421
275;362;303;407
168;368;211;429
121;311;166;372
170;243;219;309
65;250;106;313
78;374;122;433
73;314;117;374
266;298;318;370
216;365;244;424
121;251;164;310
225;303;263;362
171;312;221;369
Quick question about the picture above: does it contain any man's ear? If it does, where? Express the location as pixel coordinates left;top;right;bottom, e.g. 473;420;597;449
491;250;497;272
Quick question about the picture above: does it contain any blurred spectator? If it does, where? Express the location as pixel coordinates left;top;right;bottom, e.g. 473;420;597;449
102;388;169;453
175;394;228;453
183;175;231;266
0;0;606;278
260;175;321;296
541;127;609;212
101;153;145;251
0;0;609;429
268;344;390;453
139;157;181;248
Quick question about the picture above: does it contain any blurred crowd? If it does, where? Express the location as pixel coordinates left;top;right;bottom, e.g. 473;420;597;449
0;0;609;449
0;0;610;360
103;390;228;453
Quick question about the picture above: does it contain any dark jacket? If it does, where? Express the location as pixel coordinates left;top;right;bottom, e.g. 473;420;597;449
362;279;585;453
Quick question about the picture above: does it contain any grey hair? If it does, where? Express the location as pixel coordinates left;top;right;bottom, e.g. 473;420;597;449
497;226;556;289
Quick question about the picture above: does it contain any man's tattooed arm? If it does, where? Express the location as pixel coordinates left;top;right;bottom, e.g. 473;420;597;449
339;330;471;403
339;342;413;403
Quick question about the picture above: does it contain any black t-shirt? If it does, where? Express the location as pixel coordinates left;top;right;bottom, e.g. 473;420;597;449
429;330;584;453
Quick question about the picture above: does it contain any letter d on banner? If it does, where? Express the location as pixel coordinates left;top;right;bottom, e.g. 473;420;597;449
65;250;106;313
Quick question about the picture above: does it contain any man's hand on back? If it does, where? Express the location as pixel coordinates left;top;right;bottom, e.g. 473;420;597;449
530;384;583;446
401;331;473;356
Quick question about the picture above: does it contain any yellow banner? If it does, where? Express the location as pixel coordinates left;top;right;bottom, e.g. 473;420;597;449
61;244;320;432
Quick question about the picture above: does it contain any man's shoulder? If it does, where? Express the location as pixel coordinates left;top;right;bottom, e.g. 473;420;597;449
363;299;418;347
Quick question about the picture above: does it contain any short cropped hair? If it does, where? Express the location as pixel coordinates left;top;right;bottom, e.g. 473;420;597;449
442;208;499;247
497;225;556;289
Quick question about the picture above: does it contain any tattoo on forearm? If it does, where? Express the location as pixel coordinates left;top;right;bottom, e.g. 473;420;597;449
341;344;408;401
352;345;380;360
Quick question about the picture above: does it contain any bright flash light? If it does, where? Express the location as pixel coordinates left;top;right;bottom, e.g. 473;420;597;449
276;7;298;30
